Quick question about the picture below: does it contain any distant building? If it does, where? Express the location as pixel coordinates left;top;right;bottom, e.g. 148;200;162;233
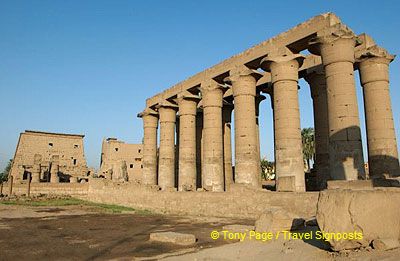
100;138;143;182
9;130;91;183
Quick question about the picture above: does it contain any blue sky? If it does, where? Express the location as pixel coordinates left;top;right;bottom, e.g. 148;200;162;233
1;0;399;170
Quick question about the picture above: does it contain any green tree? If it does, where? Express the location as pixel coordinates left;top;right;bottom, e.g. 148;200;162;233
0;159;12;182
301;128;315;172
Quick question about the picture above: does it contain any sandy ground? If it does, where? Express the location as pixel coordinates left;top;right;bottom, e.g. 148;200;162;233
1;204;400;260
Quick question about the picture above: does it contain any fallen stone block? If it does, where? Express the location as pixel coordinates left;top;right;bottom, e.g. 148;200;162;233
255;207;305;233
317;188;400;251
149;232;196;246
372;238;400;251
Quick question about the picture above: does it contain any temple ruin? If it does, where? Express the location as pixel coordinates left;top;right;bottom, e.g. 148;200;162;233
99;138;143;182
9;130;91;183
138;13;400;192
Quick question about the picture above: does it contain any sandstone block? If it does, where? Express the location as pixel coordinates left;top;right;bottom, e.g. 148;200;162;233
255;207;305;233
316;189;400;251
149;232;196;246
372;238;400;251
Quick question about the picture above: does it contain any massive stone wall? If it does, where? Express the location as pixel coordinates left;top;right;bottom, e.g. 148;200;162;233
1;183;88;197
9;130;90;183
86;180;318;219
99;138;143;182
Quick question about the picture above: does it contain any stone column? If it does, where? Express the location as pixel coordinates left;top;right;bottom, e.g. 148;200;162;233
261;53;305;192
310;31;366;180
157;103;177;190
227;65;262;188
177;93;199;191
358;46;400;178
201;80;226;191
140;110;159;185
304;66;330;189
31;164;41;183
196;111;203;188
50;163;59;183
222;101;234;190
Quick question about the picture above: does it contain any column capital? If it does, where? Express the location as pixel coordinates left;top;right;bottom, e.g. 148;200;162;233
224;64;263;84
177;91;201;102
137;108;158;118
304;65;326;101
200;79;228;93
356;45;395;64
308;26;358;65
155;100;178;110
357;46;395;86
260;53;304;83
308;25;358;53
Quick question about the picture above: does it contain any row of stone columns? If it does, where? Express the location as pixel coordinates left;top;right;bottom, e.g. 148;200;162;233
140;32;399;192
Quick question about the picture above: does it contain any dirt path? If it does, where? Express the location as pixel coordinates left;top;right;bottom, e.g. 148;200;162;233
0;204;250;260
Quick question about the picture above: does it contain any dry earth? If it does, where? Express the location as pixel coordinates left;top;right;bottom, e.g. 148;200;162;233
0;200;399;260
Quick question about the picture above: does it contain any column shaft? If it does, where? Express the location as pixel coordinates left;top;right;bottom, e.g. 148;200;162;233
305;70;330;189
158;106;177;190
319;37;365;180
178;98;198;191
142;113;158;185
223;105;233;190
359;55;400;178
261;54;305;192
231;72;261;188
201;83;224;191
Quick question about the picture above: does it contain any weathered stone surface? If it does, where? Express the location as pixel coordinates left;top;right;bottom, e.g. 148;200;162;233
149;232;196;246
317;189;400;251
372;238;400;251
255;207;305;233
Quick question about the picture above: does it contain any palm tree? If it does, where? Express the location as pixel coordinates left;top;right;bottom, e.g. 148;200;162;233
0;159;12;182
260;157;275;180
301;128;315;172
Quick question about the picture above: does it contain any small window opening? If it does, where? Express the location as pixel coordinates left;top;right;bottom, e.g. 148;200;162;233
49;143;53;147
130;164;134;169
115;148;119;152
74;144;79;148
73;159;77;165
138;149;141;153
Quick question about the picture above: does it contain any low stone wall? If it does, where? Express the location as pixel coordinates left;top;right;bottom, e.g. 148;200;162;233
1;182;89;197
87;180;319;219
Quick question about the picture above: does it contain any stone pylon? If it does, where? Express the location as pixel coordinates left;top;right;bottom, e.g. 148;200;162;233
157;102;178;190
226;65;263;189
309;28;365;181
261;51;306;192
305;66;330;189
139;109;159;185
200;79;226;191
177;92;200;191
222;100;234;190
357;46;400;178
